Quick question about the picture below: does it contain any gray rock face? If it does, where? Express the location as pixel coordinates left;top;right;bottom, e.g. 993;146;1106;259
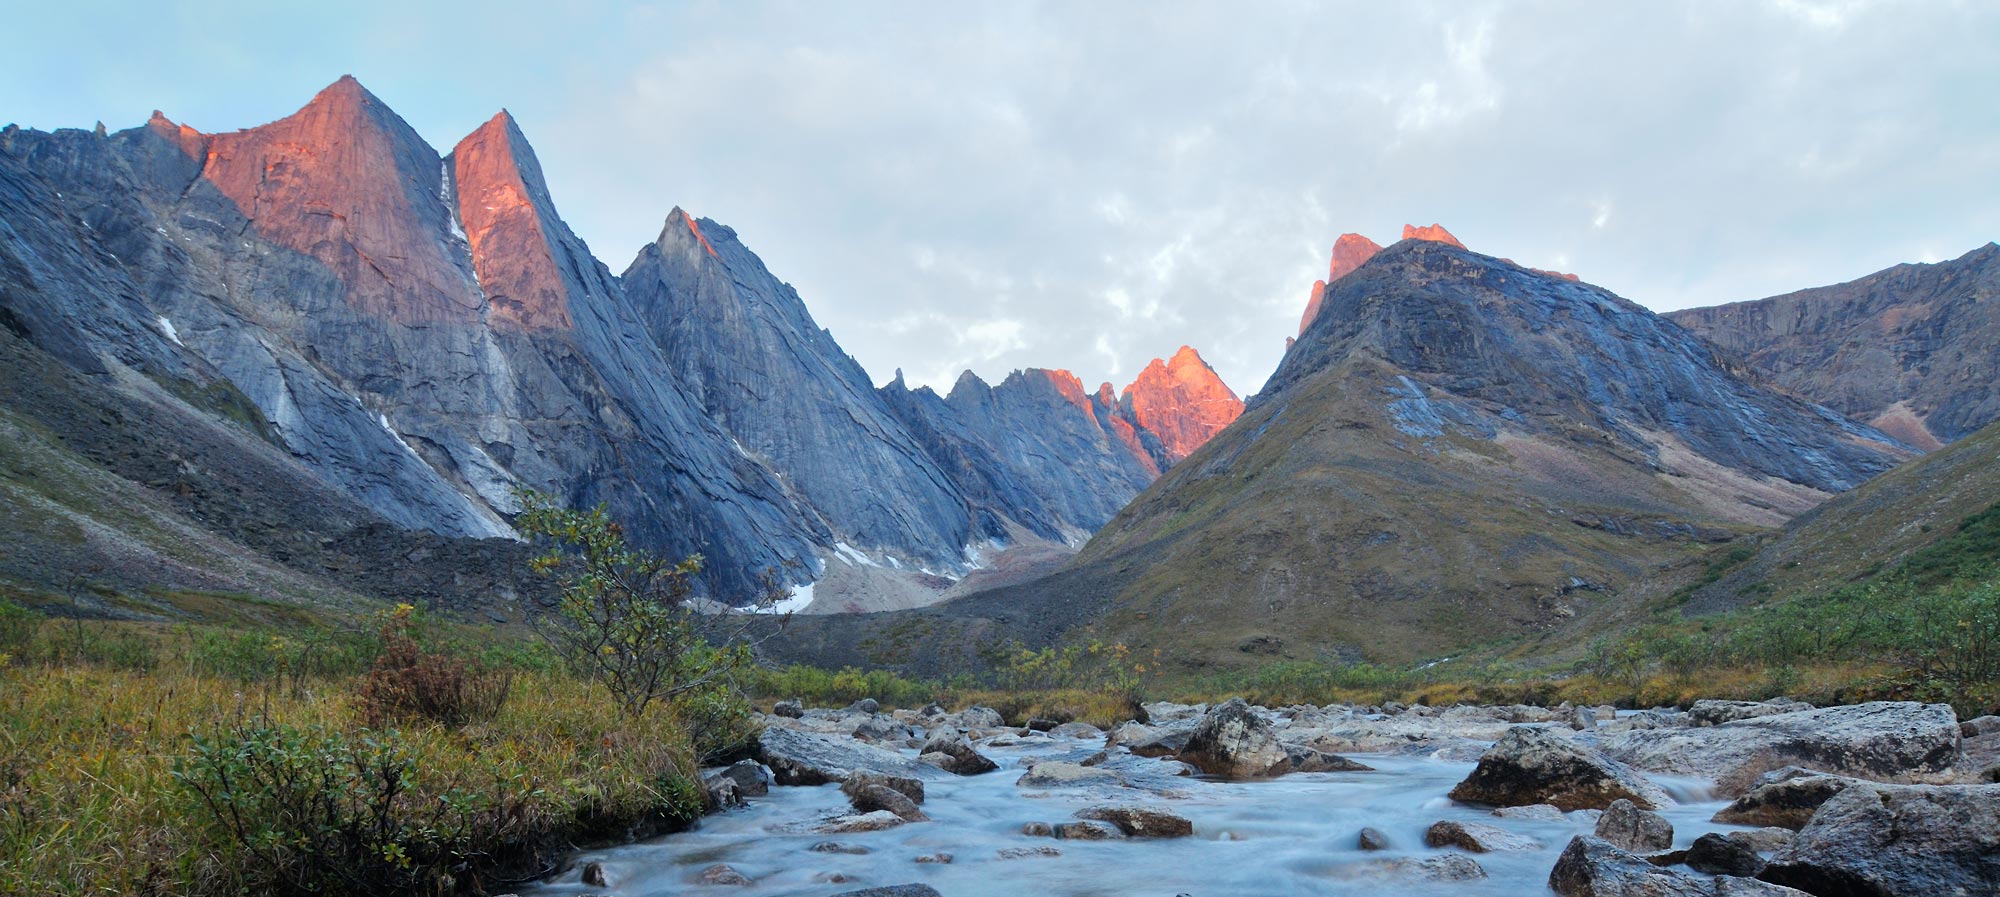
1179;697;1290;778
1450;726;1673;810
0;81;827;602
878;367;1158;542
1600;701;1962;795
1266;240;1911;495
622;211;980;573
1761;783;2000;897
1667;243;2000;448
1596;798;1674;852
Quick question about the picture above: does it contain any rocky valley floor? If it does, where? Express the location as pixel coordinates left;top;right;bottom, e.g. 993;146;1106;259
524;698;2000;897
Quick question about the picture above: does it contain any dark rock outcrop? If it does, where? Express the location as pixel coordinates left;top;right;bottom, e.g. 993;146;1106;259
1760;783;2000;897
1551;836;1809;897
1450;726;1672;810
1711;771;1858;830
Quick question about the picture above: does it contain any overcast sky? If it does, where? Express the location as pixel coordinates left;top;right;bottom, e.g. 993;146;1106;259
8;1;1997;395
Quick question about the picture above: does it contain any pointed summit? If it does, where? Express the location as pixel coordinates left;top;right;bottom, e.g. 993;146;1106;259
447;108;577;330
194;75;481;323
1301;234;1383;335
1120;346;1242;464
1401;223;1465;248
659;206;720;258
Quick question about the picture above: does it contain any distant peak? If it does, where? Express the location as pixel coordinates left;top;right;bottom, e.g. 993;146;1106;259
1401;223;1465;249
309;74;371;108
660;207;719;258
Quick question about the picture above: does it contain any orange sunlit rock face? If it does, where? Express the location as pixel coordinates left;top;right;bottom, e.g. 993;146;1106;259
179;76;485;325
1120;346;1243;464
449;111;573;331
1302;233;1386;334
682;213;720;258
1402;223;1466;248
1096;382;1162;477
1035;368;1097;420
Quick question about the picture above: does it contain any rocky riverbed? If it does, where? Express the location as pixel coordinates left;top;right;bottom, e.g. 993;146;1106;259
521;697;2000;896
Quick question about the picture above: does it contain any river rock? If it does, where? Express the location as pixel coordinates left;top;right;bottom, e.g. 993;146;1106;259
957;706;1006;728
772;699;805;719
846;698;880;715
1684;832;1765;876
1725;827;1796;854
703;773;742;809
1493;803;1566;820
843;771;924;803
997;846;1062;859
1284;744;1373;773
755;727;929;786
1179;697;1290;777
1425;819;1544;853
582;861;608;886
1344;854;1488;882
1595;798;1674;852
1125;726;1195;758
852;715;905;741
1689;699;1814;727
1711;772;1857;829
843;783;926;822
1550;836;1811;897
1761;782;2000;897
1075;805;1195;837
810;841;868;854
697;863;751;885
1450;725;1672;810
918;730;999;775
1050;721;1103;739
715;759;770;797
1015;761;1121;788
1599;701;1961;795
913;853;952;864
1358;826;1392;850
815;810;907;834
828;887;943;897
1052;820;1125;840
1963;715;2000;737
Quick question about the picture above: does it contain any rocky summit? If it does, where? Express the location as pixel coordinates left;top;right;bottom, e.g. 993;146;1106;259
1668;242;2000;450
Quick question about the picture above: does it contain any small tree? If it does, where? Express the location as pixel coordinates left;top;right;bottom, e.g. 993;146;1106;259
514;490;775;727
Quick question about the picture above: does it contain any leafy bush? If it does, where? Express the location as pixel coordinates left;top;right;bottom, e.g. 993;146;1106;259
358;606;511;729
176;723;505;896
184;624;379;691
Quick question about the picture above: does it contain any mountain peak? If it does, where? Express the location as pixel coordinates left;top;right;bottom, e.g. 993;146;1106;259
1302;233;1388;335
447;108;577;330
660;207;720;258
1401;223;1465;248
1120;346;1242;464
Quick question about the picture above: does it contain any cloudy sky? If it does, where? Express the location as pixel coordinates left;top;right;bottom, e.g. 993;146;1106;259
8;1;1997;395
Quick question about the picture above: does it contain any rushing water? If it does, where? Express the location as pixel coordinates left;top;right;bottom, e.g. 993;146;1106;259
523;734;1739;896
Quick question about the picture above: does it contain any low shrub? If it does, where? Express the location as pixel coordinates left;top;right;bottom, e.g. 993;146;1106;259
358;606;511;729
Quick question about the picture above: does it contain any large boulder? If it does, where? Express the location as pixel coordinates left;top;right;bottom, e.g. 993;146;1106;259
842;770;924;804
1450;726;1672;810
1283;744;1373;773
755;727;929;786
1601;702;1961;795
1596;798;1674;852
1178;697;1290;777
1711;772;1858;830
1761;783;2000;897
1550;836;1811;897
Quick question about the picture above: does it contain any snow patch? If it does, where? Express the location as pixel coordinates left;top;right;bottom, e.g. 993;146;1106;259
833;541;878;568
377;413;422;458
756;582;815;615
440;162;468;243
155;316;183;346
